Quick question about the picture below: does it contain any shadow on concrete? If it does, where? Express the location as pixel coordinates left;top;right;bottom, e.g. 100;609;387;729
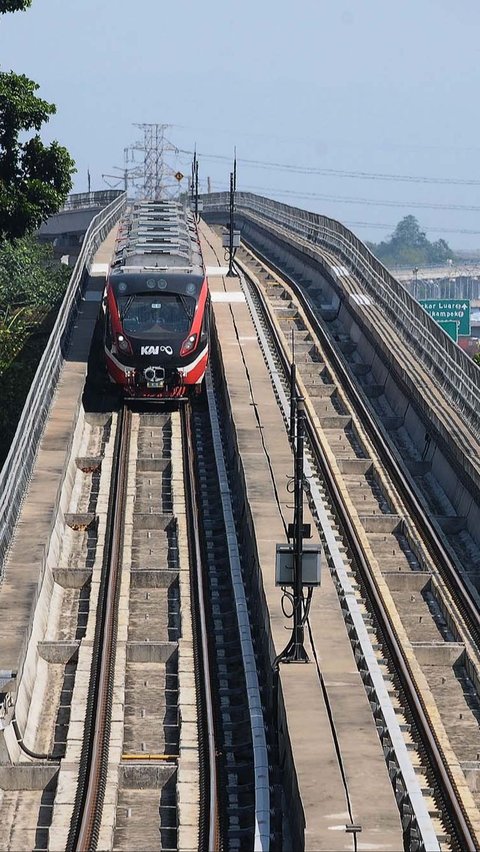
81;315;121;414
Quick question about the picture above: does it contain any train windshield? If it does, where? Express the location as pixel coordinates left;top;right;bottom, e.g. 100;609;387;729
118;292;195;336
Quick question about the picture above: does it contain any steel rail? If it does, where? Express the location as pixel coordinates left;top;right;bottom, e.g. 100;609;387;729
236;252;477;851
204;369;271;851
181;404;219;851
67;406;130;851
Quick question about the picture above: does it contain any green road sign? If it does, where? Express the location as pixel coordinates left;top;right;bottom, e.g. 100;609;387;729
437;320;458;342
420;299;470;336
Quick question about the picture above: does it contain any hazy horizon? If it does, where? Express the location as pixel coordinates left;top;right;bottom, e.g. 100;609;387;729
2;0;480;250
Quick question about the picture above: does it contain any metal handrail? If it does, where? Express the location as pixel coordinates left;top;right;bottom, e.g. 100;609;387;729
0;192;127;573
61;190;124;211
202;192;480;439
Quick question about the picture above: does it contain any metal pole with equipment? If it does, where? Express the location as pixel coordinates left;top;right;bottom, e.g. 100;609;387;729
222;152;240;276
191;150;196;203
194;158;199;220
274;399;321;665
227;171;235;276
292;398;309;661
290;332;296;443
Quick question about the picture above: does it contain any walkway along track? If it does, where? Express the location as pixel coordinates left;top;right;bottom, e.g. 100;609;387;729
234;241;480;850
64;395;272;851
66;406;131;850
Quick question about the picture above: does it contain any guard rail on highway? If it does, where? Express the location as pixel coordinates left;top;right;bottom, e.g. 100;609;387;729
0;192;127;574
202;192;480;439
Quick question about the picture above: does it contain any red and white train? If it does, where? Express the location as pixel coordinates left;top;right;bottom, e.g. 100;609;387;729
103;200;210;400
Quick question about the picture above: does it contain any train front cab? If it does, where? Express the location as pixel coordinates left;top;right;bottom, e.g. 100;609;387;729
103;272;210;401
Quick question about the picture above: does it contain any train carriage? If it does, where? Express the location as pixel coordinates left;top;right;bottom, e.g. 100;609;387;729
103;200;209;400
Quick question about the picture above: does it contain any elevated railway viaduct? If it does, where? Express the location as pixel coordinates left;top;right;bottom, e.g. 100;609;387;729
0;190;479;850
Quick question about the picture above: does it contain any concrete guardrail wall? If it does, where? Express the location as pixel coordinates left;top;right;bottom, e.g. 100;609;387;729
0;191;127;574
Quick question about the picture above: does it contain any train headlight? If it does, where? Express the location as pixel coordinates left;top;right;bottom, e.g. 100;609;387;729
117;334;131;353
180;333;197;356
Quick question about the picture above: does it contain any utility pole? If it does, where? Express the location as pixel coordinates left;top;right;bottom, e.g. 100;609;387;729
274;395;320;666
195;157;199;219
227;170;235;276
290;333;296;443
102;146;142;196
191;149;203;221
191;147;197;203
291;398;309;661
222;150;239;275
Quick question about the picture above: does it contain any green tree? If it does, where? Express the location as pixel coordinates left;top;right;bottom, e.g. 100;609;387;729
368;215;455;267
0;234;70;312
0;72;75;241
429;238;451;264
0;2;75;241
0;1;32;11
474;352;480;367
391;215;428;249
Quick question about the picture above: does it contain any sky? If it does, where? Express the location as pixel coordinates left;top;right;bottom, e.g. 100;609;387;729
2;0;480;250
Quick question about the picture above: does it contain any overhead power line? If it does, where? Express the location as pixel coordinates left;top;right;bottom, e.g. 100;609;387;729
207;179;480;213
179;148;480;187
343;221;480;236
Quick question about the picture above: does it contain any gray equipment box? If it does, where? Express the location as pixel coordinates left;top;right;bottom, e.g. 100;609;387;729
275;543;321;587
222;230;241;248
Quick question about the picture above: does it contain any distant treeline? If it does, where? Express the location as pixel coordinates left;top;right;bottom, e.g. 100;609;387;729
367;215;455;267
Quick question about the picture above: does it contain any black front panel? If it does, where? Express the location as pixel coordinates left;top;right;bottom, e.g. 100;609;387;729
110;271;204;299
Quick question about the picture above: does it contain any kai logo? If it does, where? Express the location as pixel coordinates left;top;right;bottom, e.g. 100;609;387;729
140;345;173;356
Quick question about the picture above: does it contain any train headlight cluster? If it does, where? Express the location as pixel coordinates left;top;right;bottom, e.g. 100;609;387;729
117;335;131;353
180;333;197;356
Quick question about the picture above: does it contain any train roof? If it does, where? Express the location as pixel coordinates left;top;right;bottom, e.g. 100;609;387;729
111;200;204;275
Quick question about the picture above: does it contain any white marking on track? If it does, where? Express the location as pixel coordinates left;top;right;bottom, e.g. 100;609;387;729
89;262;109;275
211;292;246;303
350;293;372;306
206;265;230;276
